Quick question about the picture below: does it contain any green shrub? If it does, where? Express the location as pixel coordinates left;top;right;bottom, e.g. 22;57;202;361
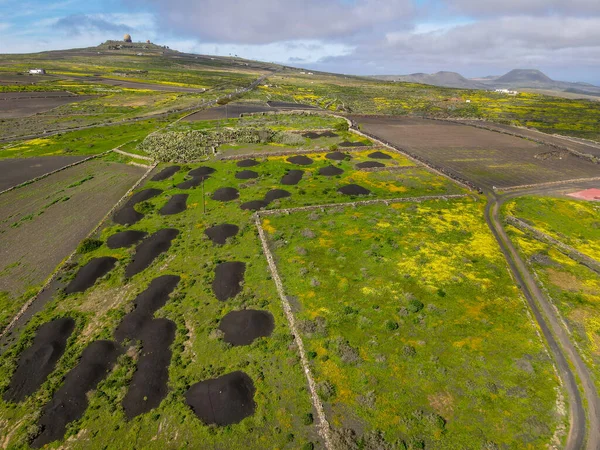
407;299;424;313
77;238;103;254
302;413;314;425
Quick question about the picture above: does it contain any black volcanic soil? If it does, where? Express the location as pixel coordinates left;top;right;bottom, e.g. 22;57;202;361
122;318;176;420
114;275;180;343
338;141;365;147
4;318;75;403
31;340;122;448
302;131;321;139
235;170;259;180
185;371;256;426
281;170;303;185
125;229;179;278
326;151;350;161
356;161;385;169
264;189;291;203
205;224;239;245
188;166;215;178
319;131;338;138
219;310;274;346
151;166;180;181
212;187;239;202
287;155;313;165
212;262;245;301
368;151;392;159
113;188;162;225
319;166;344;176
159;194;188;215
338;184;371;196
107;230;148;249
240;200;268;211
65;257;117;294
237;159;259;168
177;177;204;189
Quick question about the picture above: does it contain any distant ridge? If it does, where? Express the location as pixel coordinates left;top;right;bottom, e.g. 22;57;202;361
495;69;553;84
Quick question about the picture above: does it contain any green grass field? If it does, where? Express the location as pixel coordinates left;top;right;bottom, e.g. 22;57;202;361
265;198;564;448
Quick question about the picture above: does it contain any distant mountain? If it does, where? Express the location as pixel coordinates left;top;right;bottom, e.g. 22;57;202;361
372;71;487;89
370;68;600;98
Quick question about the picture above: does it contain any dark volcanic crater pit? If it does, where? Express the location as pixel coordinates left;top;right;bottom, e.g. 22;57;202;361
240;200;268;211
125;229;179;278
204;224;239;245
235;170;259;180
122;318;176;420
264;189;291;203
113;188;162;225
188;166;216;178
65;257;117;294
338;184;371;196
339;141;365;148
31;340;122;448
319;166;345;176
325;151;350;161
159;194;188;215
368;151;392;160
185;371;256;426
280;170;303;186
212;187;240;202
151;166;180;182
4;317;75;403
212;262;246;301
177;177;205;189
356;161;386;169
287;155;313;166
219;310;274;346
114;275;180;343
107;230;148;249
237;159;259;168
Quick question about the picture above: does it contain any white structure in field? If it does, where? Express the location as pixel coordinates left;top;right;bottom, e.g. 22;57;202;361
28;68;46;75
495;88;518;95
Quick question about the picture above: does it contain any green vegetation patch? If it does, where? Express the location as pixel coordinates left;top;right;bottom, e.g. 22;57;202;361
264;198;563;448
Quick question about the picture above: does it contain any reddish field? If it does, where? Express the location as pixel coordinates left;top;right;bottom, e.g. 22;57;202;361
353;116;600;189
568;188;600;201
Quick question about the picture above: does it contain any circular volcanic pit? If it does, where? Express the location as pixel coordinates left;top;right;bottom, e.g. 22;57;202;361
188;166;216;178
219;310;275;346
280;170;303;186
159;194;188;215
212;187;239;202
177;177;204;189
235;170;259;180
264;189;291;203
287;155;313;166
107;230;147;249
302;131;320;139
65;257;117;294
326;151;350;161
125;229;179;278
319;130;339;138
114;275;180;343
205;224;239;245
32;340;122;448
356;161;386;169
212;261;246;301
240;200;268;211
4;317;75;403
237;159;259;168
368;151;392;160
122;318;176;420
113;188;162;225
338;141;364;147
319;166;344;176
338;184;371;196
185;371;256;426
151;166;180;182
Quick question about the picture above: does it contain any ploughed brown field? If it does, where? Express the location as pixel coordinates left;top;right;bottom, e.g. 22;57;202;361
0;92;96;119
352;116;600;189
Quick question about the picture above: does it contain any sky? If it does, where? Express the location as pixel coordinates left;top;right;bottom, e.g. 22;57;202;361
1;0;599;85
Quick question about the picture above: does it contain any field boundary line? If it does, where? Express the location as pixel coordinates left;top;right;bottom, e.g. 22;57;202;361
506;216;600;275
253;215;333;449
113;148;153;161
257;194;468;216
217;145;382;161
0;163;157;341
500;176;600;192
0;151;111;197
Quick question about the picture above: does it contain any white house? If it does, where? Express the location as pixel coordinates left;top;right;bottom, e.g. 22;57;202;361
28;69;46;75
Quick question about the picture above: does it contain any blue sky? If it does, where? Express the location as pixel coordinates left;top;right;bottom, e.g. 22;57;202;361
1;0;599;84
